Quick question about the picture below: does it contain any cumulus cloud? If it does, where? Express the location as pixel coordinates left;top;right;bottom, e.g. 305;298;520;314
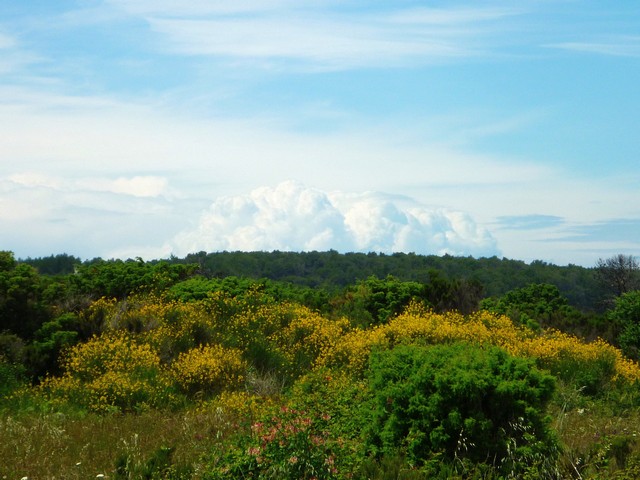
169;181;499;257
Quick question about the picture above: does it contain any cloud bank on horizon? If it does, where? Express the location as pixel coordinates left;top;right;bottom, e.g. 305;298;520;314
169;182;498;258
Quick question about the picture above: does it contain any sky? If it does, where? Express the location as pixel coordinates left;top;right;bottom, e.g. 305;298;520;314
0;1;639;266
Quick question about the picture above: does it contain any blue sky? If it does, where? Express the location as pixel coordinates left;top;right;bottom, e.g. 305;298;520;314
1;1;639;266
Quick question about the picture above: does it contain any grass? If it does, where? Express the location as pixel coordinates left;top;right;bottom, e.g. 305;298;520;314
4;390;640;479
0;406;241;479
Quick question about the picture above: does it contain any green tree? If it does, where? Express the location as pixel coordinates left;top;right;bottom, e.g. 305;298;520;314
336;276;427;327
22;253;81;275
26;313;81;378
366;343;558;476
70;259;198;299
595;254;640;299
0;251;50;339
608;291;640;359
480;283;586;332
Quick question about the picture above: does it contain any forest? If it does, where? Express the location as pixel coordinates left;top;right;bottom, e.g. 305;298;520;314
2;250;640;479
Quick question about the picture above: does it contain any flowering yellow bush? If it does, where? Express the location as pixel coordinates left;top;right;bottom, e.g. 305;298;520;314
63;331;161;381
270;305;350;375
196;390;272;422
316;303;640;388
39;293;640;413
316;325;389;373
79;296;118;334
144;301;220;361
514;330;640;385
40;331;173;412
170;344;247;396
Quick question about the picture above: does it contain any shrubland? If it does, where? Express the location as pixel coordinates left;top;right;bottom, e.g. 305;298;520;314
2;250;640;478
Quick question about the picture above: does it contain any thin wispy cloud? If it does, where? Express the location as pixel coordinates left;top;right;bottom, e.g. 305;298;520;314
495;215;565;231
0;83;552;190
9;172;170;198
97;1;528;70
548;36;640;57
105;0;300;17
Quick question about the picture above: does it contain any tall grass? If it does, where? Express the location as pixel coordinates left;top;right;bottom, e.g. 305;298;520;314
0;407;239;479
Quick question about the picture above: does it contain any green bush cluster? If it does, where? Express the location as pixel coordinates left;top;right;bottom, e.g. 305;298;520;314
366;343;559;477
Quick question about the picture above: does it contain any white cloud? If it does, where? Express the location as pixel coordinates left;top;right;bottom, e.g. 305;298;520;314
547;36;640;57
105;0;300;17
169;181;499;257
86;176;169;198
8;172;170;198
147;15;470;69
94;1;528;70
0;174;188;259
0;85;553;193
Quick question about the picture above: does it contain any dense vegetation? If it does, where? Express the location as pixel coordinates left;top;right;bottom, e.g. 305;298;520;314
2;250;640;478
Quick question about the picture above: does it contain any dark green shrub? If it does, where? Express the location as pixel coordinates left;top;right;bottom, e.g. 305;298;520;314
0;356;27;398
608;291;640;359
367;342;559;476
26;313;81;378
480;283;588;333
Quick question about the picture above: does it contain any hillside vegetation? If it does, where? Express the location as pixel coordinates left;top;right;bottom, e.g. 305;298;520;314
2;250;640;479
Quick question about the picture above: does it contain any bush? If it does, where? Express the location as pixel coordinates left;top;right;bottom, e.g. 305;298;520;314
0;356;27;399
608;291;640;359
206;405;341;480
366;342;559;476
40;331;176;412
170;344;247;397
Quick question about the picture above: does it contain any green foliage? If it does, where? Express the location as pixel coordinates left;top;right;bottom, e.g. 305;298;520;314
26;313;81;378
69;259;198;299
335;272;483;327
290;369;371;443
354;454;431;480
0;356;27;399
337;275;427;327
366;342;559;476
175;251;600;311
608;291;640;359
22;253;82;275
168;275;330;312
0;251;51;339
481;283;598;337
5;249;640;478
